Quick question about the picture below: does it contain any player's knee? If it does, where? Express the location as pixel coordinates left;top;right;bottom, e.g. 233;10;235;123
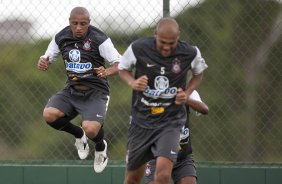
82;121;101;137
124;176;140;184
155;172;170;183
43;107;62;123
43;110;54;123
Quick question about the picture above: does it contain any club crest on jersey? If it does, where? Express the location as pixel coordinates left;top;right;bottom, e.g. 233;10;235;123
155;76;169;90
145;164;152;176
180;126;189;141
69;49;81;62
83;39;91;51
143;76;177;99
172;58;181;73
65;49;92;73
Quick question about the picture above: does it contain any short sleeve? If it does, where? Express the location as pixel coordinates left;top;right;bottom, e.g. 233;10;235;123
118;44;137;70
99;38;121;65
191;47;208;75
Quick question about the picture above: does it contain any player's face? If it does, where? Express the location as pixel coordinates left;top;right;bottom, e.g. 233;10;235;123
154;30;179;57
69;14;90;39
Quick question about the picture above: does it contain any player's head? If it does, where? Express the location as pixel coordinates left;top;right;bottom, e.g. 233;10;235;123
69;7;91;39
154;17;180;57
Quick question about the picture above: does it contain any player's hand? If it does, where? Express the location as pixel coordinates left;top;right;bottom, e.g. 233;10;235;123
175;88;187;105
130;75;148;91
94;66;107;78
37;56;50;71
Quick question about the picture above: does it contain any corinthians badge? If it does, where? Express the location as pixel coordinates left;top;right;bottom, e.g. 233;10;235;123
172;58;181;73
83;39;91;51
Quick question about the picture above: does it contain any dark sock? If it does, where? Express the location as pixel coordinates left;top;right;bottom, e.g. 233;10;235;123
47;116;83;138
92;128;105;151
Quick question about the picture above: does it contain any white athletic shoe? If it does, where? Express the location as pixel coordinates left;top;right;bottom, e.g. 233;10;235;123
94;140;108;173
74;130;89;160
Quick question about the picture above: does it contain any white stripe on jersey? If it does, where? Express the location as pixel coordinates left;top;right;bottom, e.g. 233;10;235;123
118;44;137;70
99;38;121;65
191;47;208;75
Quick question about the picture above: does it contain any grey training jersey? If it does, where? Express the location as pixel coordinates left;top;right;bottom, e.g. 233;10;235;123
178;106;192;161
43;25;121;94
119;37;208;129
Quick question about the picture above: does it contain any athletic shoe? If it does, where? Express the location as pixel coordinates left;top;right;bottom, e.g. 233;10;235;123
74;130;89;159
94;140;108;173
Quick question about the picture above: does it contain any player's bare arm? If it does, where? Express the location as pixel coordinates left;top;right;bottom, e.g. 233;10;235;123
131;75;148;91
94;62;119;78
185;73;203;96
37;56;50;71
119;70;148;91
175;88;187;105
186;97;209;115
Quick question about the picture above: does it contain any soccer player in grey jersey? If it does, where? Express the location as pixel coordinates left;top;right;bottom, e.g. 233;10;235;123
118;17;208;184
37;7;121;173
144;90;209;184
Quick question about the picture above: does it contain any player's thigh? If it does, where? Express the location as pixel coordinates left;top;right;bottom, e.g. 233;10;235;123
43;107;65;121
76;90;109;123
124;163;147;184
172;155;197;184
126;123;154;170
176;176;196;184
153;127;181;162
44;89;75;120
155;156;173;178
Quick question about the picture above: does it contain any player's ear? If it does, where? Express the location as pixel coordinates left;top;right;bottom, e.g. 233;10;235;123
154;30;158;38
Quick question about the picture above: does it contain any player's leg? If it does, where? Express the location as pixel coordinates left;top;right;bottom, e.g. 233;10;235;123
82;120;108;173
124;164;147;184
172;155;197;184
43;89;80;137
154;156;174;184
43;89;86;159
176;176;196;184
77;89;110;173
153;127;181;184
125;123;156;184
